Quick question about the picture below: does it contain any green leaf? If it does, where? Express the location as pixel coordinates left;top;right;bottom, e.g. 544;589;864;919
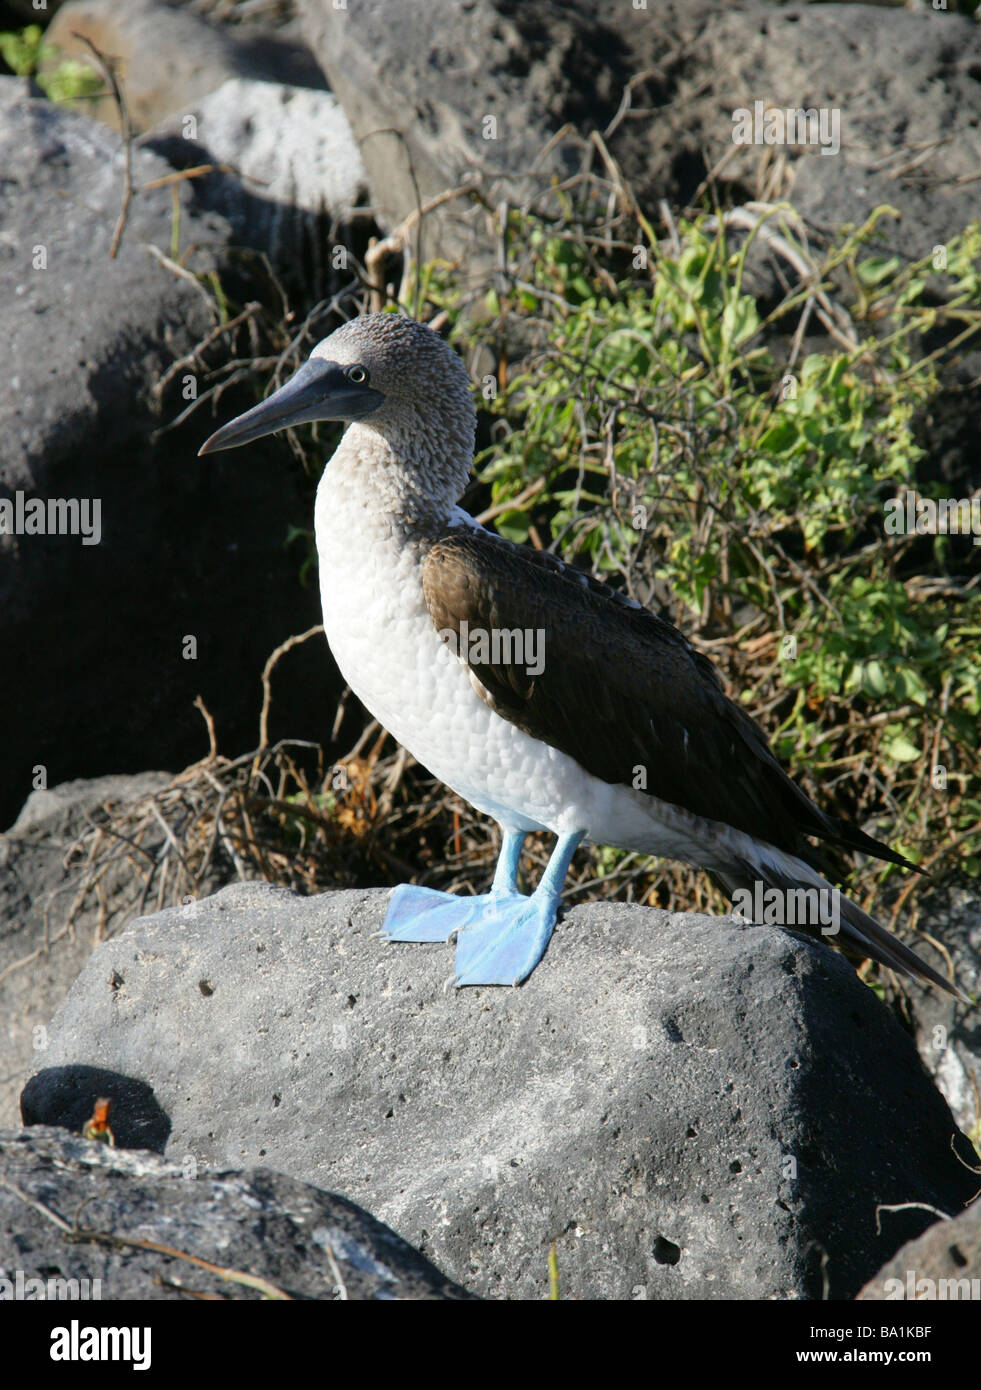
856;255;902;288
758;419;798;454
885;734;921;763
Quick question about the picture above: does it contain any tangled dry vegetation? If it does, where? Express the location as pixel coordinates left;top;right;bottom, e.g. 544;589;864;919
58;129;981;998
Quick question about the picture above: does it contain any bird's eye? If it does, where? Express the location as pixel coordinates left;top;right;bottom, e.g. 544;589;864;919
347;365;368;384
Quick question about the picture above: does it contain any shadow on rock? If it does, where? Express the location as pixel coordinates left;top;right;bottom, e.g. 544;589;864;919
20;1067;171;1153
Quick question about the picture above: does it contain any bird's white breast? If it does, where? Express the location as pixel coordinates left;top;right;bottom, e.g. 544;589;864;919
312;445;745;866
315;467;557;832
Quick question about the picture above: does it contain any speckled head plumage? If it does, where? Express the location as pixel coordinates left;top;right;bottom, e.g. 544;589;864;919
310;314;472;417
198;313;477;506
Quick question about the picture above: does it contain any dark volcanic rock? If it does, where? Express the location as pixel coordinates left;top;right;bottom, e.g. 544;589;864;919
858;1201;981;1301
0;78;336;830
23;881;978;1301
0;1125;474;1300
907;887;981;1142
0;774;170;1131
302;0;638;276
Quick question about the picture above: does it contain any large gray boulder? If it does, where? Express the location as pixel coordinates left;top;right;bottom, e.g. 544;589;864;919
0;77;335;830
47;0;367;273
22;881;978;1300
0;1125;474;1300
145;77;366;270
300;0;981;261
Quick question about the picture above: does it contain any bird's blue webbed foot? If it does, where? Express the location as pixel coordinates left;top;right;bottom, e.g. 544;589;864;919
382;828;528;945
382;883;519;943
451;891;560;986
381;830;584;987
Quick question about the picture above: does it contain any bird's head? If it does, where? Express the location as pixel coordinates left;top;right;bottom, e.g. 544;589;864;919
198;313;476;480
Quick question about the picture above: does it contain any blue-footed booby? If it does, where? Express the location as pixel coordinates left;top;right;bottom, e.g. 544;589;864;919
200;312;959;996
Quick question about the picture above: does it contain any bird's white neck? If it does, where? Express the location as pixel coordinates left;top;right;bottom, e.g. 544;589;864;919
315;415;472;541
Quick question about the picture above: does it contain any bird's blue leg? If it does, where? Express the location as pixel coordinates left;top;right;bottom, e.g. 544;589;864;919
489;828;524;895
382;829;526;944
452;831;584;987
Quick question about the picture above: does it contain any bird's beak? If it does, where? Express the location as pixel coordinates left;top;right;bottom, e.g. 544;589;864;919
198;359;384;455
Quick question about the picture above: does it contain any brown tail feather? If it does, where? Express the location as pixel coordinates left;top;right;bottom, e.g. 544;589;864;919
722;854;967;1002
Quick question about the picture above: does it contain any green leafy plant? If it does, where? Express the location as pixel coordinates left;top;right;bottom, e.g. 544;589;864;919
0;24;102;103
420;200;981;900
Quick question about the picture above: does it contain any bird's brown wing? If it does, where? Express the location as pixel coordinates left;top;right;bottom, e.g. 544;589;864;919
422;525;911;869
